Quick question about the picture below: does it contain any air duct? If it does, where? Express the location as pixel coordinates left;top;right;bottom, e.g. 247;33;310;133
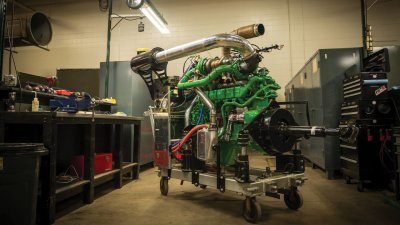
5;12;53;47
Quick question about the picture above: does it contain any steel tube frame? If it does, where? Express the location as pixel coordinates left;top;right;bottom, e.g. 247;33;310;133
159;168;305;197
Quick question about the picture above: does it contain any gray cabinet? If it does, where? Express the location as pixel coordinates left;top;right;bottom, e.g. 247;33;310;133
99;61;154;165
285;48;362;178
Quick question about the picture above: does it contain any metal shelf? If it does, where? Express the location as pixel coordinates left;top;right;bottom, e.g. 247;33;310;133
93;169;120;186
122;162;138;171
0;112;142;224
55;180;90;202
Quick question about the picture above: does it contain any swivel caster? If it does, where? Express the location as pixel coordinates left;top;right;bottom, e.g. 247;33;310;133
242;196;262;223
200;184;207;189
284;188;303;210
160;177;169;196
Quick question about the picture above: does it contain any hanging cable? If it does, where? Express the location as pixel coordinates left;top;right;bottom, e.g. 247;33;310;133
196;105;204;125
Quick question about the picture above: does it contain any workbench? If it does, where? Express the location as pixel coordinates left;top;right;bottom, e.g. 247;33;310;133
0;112;142;224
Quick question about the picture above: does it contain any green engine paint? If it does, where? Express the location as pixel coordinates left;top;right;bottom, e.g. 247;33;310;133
172;58;280;165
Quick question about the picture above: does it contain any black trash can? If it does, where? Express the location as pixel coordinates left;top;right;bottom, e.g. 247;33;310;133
0;143;48;225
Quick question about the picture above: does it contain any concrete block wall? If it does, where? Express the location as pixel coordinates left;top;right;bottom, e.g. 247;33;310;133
3;0;400;99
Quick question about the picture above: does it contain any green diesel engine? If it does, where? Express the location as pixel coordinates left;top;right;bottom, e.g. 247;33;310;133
175;57;281;166
130;23;357;223
131;22;356;173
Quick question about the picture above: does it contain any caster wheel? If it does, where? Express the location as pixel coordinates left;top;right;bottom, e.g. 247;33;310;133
200;184;207;189
160;177;169;196
357;182;364;192
345;176;351;184
242;197;262;223
284;189;303;210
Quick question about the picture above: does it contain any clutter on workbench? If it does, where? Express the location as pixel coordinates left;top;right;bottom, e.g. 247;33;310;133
49;92;92;113
31;92;39;112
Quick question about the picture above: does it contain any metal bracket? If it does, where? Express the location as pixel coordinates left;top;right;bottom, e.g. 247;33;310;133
167;169;171;179
214;144;225;192
265;192;280;199
192;170;199;186
217;175;225;192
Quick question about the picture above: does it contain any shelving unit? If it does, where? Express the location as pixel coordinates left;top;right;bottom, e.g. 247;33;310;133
56;180;90;202
0;111;142;225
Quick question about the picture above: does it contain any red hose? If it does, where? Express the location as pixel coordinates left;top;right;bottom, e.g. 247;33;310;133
172;124;208;153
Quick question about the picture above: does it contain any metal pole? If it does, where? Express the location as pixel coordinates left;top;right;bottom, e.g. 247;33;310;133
0;0;7;81
9;0;14;75
104;0;113;97
361;0;367;56
285;126;340;137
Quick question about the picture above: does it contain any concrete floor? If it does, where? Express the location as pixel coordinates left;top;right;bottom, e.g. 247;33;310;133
55;153;400;225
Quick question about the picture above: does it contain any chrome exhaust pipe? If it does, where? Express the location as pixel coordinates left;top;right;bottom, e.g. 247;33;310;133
154;33;256;63
131;24;265;75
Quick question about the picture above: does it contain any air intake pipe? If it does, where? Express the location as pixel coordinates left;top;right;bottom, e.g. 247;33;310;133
5;12;53;47
131;24;266;75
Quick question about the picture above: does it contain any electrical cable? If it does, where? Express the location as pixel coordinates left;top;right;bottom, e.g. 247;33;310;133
182;56;193;73
196;105;204;125
379;137;395;173
159;90;172;109
112;13;144;21
172;139;181;147
56;165;80;184
390;98;400;122
251;43;261;51
170;92;187;109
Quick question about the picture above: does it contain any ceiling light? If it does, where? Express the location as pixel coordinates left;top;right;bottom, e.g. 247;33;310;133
140;4;169;34
125;0;144;9
126;0;169;34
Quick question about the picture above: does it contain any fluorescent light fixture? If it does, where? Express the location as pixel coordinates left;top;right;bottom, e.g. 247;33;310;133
140;1;170;34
